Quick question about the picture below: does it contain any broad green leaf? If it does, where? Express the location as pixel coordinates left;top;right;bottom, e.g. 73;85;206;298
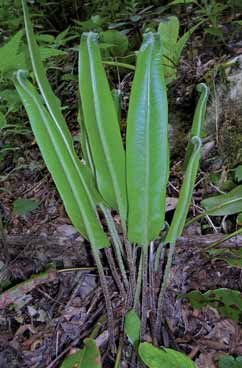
235;165;242;182
101;30;129;56
78;110;95;174
218;355;242;368
124;309;141;347
158;18;202;84
201;185;242;216
78;32;127;224
165;84;208;244
60;338;102;368
0;111;6;129
165;137;201;244
159;16;179;47
138;342;196;368
20;1;110;248
21;0;70;140
126;32;168;245
14;71;109;249
13;198;39;215
0;30;26;73
159;16;179;82
181;288;242;322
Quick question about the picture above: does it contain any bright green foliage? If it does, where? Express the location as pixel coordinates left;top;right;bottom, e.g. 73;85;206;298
79;32;127;225
181;288;242;322
14;71;109;248
201;185;242;216
124;309;141;347
13;198;39;215
15;1;110;248
218;355;242;368
60;338;102;368
138;342;196;368
165;83;208;244
126;32;168;245
159;16;179;83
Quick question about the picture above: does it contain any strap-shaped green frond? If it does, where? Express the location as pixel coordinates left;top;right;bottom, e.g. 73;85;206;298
15;71;109;249
79;33;127;225
126;32;169;245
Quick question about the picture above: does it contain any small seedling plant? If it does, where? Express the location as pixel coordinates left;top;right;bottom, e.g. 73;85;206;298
14;1;209;366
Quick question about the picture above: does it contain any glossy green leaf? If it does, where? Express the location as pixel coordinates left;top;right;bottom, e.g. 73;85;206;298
14;71;109;249
126;32;168;245
20;1;109;248
21;0;69;138
201;185;242;216
60;338;102;368
124;309;141;347
181;288;242;322
159;16;179;47
138;342;196;368
78;110;95;174
78;32;127;224
165;137;201;244
165;84;208;244
159;16;179;82
13;198;39;215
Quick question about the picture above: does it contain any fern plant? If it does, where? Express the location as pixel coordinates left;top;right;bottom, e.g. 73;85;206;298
14;0;209;366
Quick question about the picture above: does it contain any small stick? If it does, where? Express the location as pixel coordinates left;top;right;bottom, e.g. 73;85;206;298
149;241;156;343
155;242;176;343
104;247;126;298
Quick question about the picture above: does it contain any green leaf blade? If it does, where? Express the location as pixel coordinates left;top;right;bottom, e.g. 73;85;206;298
201;185;242;216
165;84;208;244
124;309;141;347
60;338;102;368
14;71;109;249
126;32;169;245
78;32;127;224
139;342;196;368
